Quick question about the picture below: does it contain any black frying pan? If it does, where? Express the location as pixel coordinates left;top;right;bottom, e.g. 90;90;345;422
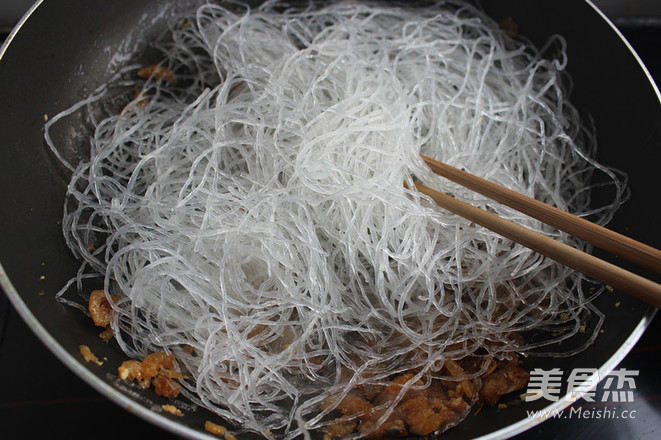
0;1;659;439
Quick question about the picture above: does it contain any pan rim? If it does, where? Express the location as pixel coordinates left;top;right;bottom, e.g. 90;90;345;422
0;0;41;60
584;0;661;102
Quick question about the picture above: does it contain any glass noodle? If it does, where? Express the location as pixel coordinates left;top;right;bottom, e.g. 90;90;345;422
45;1;626;438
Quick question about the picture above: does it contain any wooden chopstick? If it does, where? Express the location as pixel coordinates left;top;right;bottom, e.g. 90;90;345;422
421;154;661;274
415;155;661;309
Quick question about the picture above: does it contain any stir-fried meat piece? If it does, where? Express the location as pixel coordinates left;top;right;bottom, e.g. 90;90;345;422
480;359;530;406
137;64;177;84
142;352;177;378
153;374;181;398
79;344;103;366
118;359;150;388
88;289;120;340
118;351;184;397
444;359;476;400
162;404;183;416
88;289;113;327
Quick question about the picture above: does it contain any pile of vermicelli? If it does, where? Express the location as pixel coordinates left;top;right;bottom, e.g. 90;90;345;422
46;1;626;438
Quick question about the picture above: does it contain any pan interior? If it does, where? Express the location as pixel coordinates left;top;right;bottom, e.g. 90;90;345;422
0;1;658;439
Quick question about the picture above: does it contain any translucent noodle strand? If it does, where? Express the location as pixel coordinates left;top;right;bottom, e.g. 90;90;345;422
47;1;626;438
